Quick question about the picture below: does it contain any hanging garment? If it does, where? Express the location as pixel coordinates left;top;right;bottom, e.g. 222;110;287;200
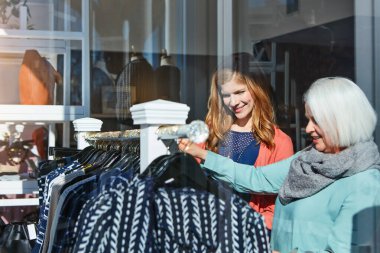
115;53;154;124
70;153;270;253
34;149;270;253
90;61;114;114
19;50;62;105
72;173;155;253
47;175;98;253
153;187;270;253
33;160;81;253
49;167;126;253
154;54;180;102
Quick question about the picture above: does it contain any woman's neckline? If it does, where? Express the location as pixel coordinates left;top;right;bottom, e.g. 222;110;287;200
228;130;253;134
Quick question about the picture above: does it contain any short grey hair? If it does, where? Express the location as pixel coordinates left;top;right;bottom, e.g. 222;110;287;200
304;77;377;147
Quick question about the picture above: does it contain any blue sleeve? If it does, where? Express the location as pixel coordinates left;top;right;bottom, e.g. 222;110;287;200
202;151;300;193
324;171;380;253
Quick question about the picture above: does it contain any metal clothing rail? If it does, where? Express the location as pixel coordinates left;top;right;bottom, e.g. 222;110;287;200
84;120;209;144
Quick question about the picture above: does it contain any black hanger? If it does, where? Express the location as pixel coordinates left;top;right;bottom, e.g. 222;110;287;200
142;152;226;201
80;148;104;165
68;146;96;163
140;154;170;178
118;153;140;175
117;140;140;174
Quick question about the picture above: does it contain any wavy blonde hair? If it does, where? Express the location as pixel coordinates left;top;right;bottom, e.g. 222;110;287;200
205;68;276;152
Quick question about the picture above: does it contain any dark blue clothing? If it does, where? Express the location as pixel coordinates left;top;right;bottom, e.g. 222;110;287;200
153;187;270;253
35;152;270;253
72;172;155;253
33;160;80;253
218;131;260;202
52;167;127;253
218;131;260;165
50;175;97;253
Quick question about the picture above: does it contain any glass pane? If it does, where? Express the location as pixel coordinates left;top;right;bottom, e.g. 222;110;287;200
0;0;83;32
52;0;83;32
0;38;84;107
234;0;356;150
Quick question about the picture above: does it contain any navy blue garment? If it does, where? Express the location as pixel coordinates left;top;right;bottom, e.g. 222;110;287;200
36;157;74;207
218;130;260;165
153;187;270;253
72;172;155;253
49;175;98;253
35;151;270;253
218;131;260;202
32;159;81;253
52;167;125;253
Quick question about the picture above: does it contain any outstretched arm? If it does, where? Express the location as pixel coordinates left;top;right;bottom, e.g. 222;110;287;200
178;138;299;193
203;151;296;193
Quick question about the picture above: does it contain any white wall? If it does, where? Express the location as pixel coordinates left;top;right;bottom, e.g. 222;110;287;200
0;56;21;104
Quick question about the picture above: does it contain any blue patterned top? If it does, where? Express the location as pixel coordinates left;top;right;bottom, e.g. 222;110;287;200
218;131;260;166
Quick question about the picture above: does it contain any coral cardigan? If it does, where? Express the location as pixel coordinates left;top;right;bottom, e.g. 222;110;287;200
250;128;294;229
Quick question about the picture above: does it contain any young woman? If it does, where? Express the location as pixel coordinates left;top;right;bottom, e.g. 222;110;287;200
201;56;294;231
179;77;380;252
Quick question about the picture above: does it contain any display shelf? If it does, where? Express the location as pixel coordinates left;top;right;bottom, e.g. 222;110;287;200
0;0;90;151
0;105;86;122
0;38;67;55
0;198;39;207
0;180;38;195
0;180;39;207
0;0;89;208
0;29;84;40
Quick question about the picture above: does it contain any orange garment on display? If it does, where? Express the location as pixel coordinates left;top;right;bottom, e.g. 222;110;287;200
18;49;62;105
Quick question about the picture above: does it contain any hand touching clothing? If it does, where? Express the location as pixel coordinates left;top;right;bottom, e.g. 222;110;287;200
178;138;207;160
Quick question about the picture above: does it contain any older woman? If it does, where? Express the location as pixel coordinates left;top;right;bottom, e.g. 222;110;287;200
179;77;380;253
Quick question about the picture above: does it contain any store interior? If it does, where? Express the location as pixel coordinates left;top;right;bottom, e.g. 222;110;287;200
1;1;378;251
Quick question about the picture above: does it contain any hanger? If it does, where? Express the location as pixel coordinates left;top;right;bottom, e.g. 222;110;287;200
79;147;104;166
113;141;141;174
142;152;226;201
140;154;170;178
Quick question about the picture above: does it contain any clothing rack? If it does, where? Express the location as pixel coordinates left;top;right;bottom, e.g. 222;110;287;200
73;99;207;172
83;120;208;143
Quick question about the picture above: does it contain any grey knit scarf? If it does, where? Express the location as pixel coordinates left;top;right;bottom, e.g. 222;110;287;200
279;140;380;205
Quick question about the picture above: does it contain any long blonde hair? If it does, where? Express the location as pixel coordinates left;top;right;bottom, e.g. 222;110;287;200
205;68;276;152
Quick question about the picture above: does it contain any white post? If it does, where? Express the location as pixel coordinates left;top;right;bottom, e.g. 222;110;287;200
72;117;103;149
130;99;190;172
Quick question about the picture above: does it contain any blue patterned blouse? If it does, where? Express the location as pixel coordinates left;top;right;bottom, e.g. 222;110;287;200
218;130;260;165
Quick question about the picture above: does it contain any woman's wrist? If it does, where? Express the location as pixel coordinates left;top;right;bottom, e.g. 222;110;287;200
198;149;207;160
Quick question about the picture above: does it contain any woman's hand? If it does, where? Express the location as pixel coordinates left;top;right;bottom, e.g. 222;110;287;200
178;138;208;160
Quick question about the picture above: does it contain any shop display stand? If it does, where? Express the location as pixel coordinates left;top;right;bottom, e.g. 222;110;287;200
0;180;38;207
74;99;192;172
0;0;90;152
0;0;89;207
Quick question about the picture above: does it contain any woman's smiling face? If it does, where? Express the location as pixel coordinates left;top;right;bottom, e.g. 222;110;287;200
220;78;254;125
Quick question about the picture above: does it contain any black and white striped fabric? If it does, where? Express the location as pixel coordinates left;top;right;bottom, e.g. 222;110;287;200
72;174;155;253
71;174;270;253
153;187;270;253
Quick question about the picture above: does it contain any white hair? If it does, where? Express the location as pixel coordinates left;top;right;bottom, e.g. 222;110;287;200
303;77;377;147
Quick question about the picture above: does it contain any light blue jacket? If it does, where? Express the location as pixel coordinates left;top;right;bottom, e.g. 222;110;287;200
203;151;380;253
